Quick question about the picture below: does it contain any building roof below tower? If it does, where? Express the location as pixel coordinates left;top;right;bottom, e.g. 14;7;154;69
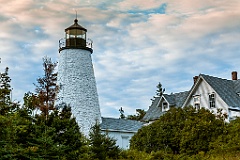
100;117;144;133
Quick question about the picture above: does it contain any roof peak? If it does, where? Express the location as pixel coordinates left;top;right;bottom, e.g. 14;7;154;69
200;73;234;82
74;18;78;24
65;19;87;32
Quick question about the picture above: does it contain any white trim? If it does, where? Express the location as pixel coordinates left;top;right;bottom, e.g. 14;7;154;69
193;95;201;110
208;92;216;108
160;96;170;111
182;75;217;108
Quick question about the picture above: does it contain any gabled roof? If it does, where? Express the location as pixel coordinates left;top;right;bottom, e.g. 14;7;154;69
164;91;189;107
100;117;144;133
143;73;240;122
141;97;163;121
200;74;240;108
142;91;189;122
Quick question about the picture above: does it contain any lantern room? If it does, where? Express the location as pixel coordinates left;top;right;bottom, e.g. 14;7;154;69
65;19;87;47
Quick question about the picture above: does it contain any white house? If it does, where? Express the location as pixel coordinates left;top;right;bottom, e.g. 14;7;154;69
100;117;144;149
143;71;240;122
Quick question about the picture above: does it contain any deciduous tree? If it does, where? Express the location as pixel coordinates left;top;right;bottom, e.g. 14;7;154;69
130;106;224;155
34;57;58;118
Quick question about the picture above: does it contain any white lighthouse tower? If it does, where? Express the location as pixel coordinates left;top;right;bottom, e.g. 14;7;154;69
57;18;101;136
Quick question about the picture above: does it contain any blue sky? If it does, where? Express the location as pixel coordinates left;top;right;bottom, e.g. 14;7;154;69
0;0;240;118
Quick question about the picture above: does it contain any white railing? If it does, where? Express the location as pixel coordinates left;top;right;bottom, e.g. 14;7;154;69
59;38;66;49
59;38;93;49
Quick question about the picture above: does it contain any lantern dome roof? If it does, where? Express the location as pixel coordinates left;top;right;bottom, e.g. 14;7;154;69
65;19;87;32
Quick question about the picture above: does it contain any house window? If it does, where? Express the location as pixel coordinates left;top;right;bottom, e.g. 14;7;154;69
237;92;240;97
209;93;215;108
162;102;168;110
193;95;200;110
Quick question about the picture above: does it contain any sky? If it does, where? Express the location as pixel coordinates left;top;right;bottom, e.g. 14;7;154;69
0;0;240;118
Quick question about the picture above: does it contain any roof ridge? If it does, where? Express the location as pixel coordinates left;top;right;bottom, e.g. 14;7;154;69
101;117;143;122
163;91;189;96
200;73;232;81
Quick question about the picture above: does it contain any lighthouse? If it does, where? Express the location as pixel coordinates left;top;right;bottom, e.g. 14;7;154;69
57;18;101;136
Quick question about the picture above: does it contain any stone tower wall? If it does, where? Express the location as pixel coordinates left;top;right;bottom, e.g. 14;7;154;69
57;48;101;136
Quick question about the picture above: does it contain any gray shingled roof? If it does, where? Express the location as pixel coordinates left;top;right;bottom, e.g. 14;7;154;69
100;117;144;133
164;91;189;107
142;91;189;122
142;74;240;122
141;97;163;121
201;74;240;108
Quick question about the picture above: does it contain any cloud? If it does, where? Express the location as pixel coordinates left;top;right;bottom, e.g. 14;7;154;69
0;0;240;118
111;0;166;11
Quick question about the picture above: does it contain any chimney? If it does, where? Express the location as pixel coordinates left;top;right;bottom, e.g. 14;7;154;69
193;76;199;84
232;71;237;80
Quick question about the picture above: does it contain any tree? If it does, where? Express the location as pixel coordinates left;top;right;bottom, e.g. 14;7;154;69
127;109;146;121
49;105;85;159
89;123;120;160
0;108;33;159
130;106;224;155
25;105;85;159
179;107;224;154
34;57;58;118
156;82;165;97
119;107;125;119
0;67;18;115
0;59;92;159
210;116;240;155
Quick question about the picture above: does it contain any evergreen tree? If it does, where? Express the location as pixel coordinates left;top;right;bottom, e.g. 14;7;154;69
25;105;85;159
119;107;125;119
89;123;120;160
127;109;146;121
0;109;32;159
0;61;89;159
156;82;165;97
50;105;85;159
0;67;17;115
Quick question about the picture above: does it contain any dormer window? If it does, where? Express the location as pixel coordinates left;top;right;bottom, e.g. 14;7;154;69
237;92;240;97
193;95;200;110
162;101;168;111
209;93;215;108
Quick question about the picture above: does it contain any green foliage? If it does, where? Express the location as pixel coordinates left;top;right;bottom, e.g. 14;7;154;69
119;149;152;160
0;104;86;159
0;67;18;115
119;107;125;119
89;123;120;160
127;109;146;121
34;56;58;117
0;67;11;102
0;109;32;159
210;117;240;157
0;63;88;159
27;105;85;159
156;82;165;97
130;106;225;155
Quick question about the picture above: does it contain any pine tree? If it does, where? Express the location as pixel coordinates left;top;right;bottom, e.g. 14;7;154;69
156;82;165;97
127;109;146;121
26;105;85;159
0;67;16;115
89;123;120;160
119;107;125;119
